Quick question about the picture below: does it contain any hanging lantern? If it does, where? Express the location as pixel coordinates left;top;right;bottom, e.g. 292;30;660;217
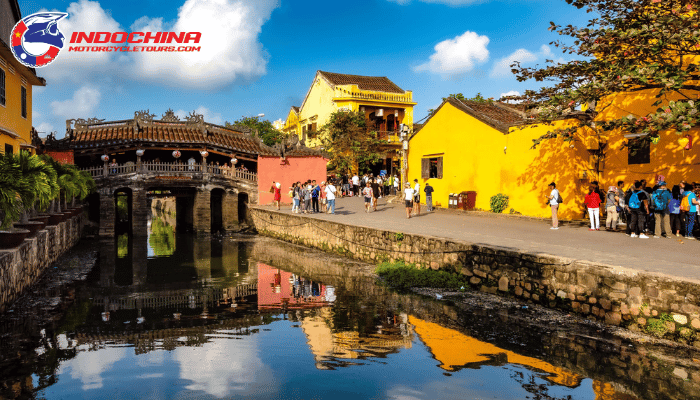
650;136;660;145
230;157;238;165
135;149;145;157
683;134;693;150
101;154;109;162
172;150;181;159
200;150;209;158
678;136;690;149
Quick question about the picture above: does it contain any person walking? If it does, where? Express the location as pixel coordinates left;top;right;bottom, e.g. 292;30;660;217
652;181;672;238
413;179;421;216
627;181;650;238
682;183;699;239
325;181;337;214
669;185;683;237
273;182;281;210
584;186;601;231
290;183;299;213
371;178;381;211
547;182;560;230
362;182;373;213
392;174;399;196
352;174;359;197
311;180;320;213
604;186;619;231
403;183;414;219
424;181;434;212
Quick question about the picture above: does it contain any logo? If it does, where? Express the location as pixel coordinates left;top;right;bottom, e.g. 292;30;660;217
10;12;68;68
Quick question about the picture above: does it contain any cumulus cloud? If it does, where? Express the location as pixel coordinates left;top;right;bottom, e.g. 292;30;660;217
490;49;537;77
174;106;223;125
43;0;279;89
130;0;279;89
414;31;489;76
50;85;102;120
41;0;122;80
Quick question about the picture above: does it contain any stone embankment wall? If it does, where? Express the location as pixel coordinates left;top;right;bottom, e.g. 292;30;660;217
0;215;82;313
250;207;700;346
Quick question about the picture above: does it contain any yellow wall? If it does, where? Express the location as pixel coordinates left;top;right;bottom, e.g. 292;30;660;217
282;108;299;136
407;102;589;220
0;55;36;155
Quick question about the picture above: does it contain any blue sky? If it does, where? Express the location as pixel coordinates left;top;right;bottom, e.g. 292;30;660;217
20;0;591;138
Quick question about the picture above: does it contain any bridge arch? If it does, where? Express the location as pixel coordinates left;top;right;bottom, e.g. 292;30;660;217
114;187;133;234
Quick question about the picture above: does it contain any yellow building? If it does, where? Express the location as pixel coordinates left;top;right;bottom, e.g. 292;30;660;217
284;71;416;173
0;1;46;155
408;95;700;220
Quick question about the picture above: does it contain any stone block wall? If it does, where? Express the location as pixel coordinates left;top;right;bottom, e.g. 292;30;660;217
250;207;700;347
0;215;82;313
193;188;211;235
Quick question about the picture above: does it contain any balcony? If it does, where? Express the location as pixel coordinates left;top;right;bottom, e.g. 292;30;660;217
375;131;402;144
333;90;415;104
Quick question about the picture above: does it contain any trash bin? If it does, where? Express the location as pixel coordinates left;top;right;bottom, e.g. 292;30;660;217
460;191;477;211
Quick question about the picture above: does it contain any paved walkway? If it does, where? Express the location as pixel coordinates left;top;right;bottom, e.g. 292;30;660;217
260;196;700;282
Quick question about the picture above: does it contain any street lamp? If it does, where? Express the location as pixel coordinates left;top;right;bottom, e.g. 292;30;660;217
400;124;410;188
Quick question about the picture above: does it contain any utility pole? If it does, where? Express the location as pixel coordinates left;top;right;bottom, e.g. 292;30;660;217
400;124;410;188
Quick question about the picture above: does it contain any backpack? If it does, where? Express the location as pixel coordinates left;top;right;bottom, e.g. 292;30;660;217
651;190;667;211
628;190;643;209
680;194;691;212
557;193;563;204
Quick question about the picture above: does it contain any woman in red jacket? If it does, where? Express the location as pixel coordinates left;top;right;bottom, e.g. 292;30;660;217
584;186;602;231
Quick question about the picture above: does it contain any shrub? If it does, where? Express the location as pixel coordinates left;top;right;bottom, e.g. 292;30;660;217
375;261;470;291
490;193;509;213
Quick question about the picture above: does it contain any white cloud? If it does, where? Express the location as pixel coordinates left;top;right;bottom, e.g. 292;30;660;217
414;31;489;76
50;85;102;120
174;106;223;125
41;0;122;80
130;0;279;89
490;49;537;77
65;346;126;390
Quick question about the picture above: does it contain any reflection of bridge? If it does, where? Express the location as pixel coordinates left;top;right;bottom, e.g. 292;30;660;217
91;284;258;311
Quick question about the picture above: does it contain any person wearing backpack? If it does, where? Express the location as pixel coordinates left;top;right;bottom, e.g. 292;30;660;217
627;181;650;238
669;185;683;237
547;182;561;230
652;181;673;238
682;183;699;239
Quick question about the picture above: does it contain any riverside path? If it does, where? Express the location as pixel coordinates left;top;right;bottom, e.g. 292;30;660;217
259;196;700;282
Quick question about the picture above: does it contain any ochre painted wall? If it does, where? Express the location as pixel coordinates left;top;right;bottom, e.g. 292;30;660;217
0;55;36;154
257;155;328;205
407;102;589;220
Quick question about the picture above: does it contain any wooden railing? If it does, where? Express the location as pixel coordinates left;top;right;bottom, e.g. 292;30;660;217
334;90;413;103
81;161;257;182
376;131;401;144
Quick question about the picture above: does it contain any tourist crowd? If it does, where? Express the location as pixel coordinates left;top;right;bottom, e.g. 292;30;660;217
549;179;700;239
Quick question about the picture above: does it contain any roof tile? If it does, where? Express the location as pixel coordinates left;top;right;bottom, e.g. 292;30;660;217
319;71;405;94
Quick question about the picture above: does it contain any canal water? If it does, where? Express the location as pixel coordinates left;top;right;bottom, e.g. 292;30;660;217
1;212;700;399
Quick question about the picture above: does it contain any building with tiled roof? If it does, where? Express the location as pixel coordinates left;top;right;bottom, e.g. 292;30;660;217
283;70;416;175
0;0;47;156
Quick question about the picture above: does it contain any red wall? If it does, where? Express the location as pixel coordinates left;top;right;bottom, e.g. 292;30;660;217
45;150;74;164
257;155;328;205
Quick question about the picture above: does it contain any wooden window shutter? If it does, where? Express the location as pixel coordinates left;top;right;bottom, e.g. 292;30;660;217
421;158;429;179
437;157;443;179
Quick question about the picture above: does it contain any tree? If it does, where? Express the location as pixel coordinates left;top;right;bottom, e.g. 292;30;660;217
319;110;385;174
508;0;699;147
225;116;284;146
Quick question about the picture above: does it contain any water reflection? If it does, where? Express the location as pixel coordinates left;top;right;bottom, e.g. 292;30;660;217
1;233;699;400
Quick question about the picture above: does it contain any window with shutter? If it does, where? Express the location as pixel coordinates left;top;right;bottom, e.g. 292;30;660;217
436;157;443;179
421;158;429;179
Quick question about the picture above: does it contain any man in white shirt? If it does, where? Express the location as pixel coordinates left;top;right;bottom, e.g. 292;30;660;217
547;182;560;230
352;174;359;196
413;179;421;216
325;182;337;214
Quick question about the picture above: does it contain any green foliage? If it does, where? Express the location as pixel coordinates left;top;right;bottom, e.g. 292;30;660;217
225;116;284;146
645;313;674;337
375;261;471;291
319;110;385;174
394;232;404;242
490;193;510;213
510;0;700;147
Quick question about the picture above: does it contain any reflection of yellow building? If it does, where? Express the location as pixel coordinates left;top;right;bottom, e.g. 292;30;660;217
300;308;413;369
283;71;416;149
0;3;46;155
409;316;582;387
